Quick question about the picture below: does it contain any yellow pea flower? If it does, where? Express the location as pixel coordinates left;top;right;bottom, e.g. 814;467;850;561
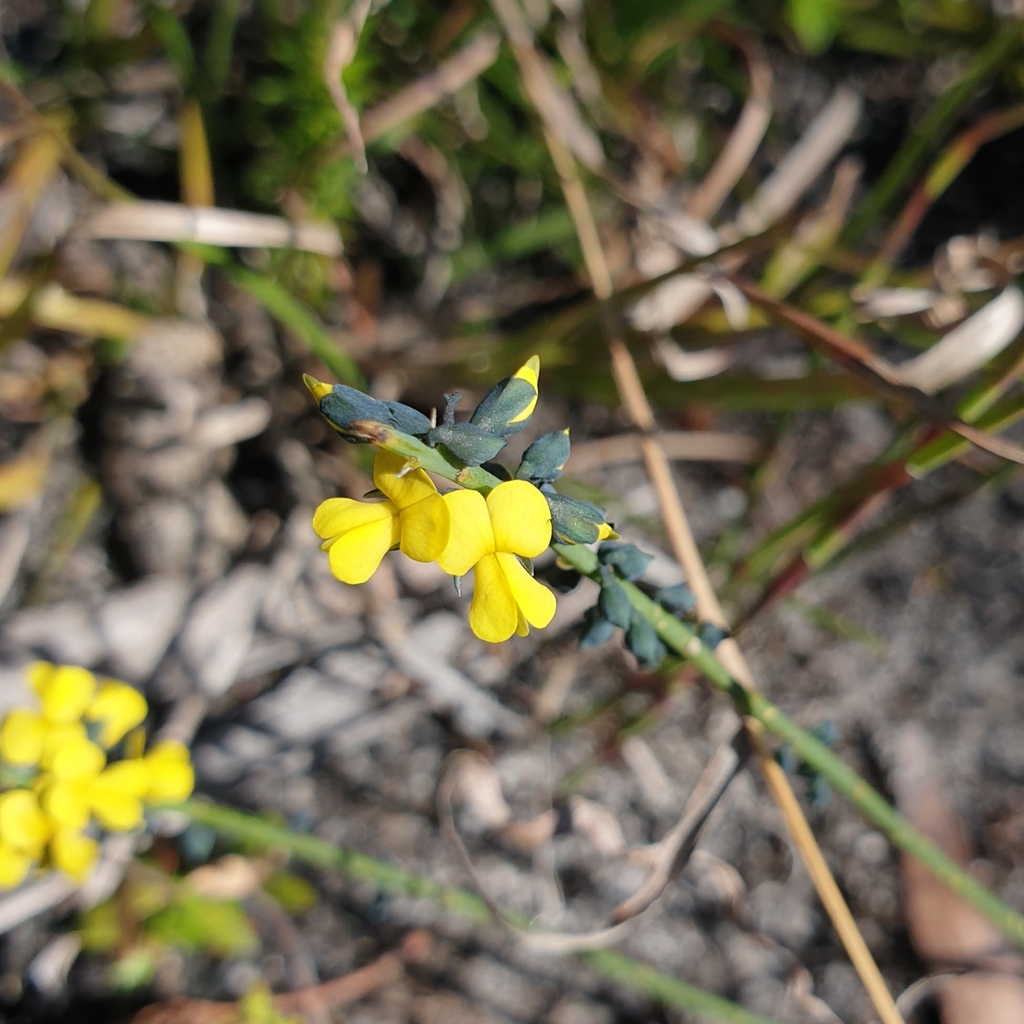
437;480;556;643
313;449;450;585
0;708;46;766
47;736;106;781
144;741;195;804
50;829;99;882
0;790;50;857
85;682;148;749
0;845;34;888
88;759;152;831
28;662;96;722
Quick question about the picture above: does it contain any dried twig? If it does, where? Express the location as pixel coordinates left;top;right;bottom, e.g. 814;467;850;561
612;737;744;921
324;0;373;175
360;31;500;143
568;430;763;472
78;202;342;256
130;939;420;1024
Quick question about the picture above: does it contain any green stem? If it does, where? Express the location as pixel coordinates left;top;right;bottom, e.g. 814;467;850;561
364;423;503;494
181;801;782;1024
552;542;1024;950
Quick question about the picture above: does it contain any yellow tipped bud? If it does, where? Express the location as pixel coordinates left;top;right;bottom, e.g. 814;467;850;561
303;374;334;402
596;522;620;541
513;355;540;390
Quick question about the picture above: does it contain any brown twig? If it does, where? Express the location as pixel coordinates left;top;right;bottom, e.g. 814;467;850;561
568;430;763;472
324;0;373;175
129;938;425;1024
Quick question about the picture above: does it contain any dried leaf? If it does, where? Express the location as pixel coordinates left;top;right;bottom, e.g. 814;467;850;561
448;751;512;830
891;287;1024;394
185;855;263;901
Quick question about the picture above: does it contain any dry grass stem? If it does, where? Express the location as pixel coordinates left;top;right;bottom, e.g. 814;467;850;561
360;31;500;143
686;26;772;223
0;277;150;340
732;86;862;238
79;202;342;256
325;0;373;175
569;431;764;472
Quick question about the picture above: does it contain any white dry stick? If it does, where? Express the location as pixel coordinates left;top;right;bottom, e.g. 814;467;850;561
360;31;500;143
733;86;862;238
79;202;342;256
860;288;938;319
891;286;1024;394
488;0;604;172
325;0;374;175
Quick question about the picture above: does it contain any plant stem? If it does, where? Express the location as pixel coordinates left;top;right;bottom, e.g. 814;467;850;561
181;800;784;1024
552;543;1024;950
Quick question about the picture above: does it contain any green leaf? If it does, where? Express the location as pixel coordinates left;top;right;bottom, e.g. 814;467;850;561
145;894;260;958
263;871;319;914
786;0;843;54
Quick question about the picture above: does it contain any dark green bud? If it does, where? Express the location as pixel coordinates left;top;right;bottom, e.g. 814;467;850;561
427;422;507;466
598;542;653;582
598;567;632;629
545;492;610;545
579;608;616;649
470;356;540;436
654;583;696;616
626;611;667;667
516;430;571;484
380;400;432;435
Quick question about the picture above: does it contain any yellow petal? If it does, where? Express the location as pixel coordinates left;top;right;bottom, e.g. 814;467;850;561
326;513;399;584
27;661;55;694
515;609;530;638
0;844;33;889
437;489;495;576
95;759;152;796
85;682;148;749
49;737;106;781
468;554;519;643
373;450;439;510
0;790;50;854
51;829;98;882
312;496;394;541
486;481;551;558
41;780;92;830
146;759;195;804
89;784;144;831
40;721;87;769
496;552;557;630
303;374;333;402
508;355;540;424
147;740;190;762
399;492;450;562
596;522;619;541
0;708;46;766
35;664;96;723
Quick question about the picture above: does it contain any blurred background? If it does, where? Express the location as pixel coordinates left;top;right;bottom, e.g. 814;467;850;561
3;0;1024;1021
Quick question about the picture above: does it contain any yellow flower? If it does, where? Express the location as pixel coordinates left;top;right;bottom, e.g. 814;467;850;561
51;829;99;882
313;449;450;585
144;741;195;804
0;708;47;766
437;480;556;643
0;790;50;857
28;662;96;722
85;682;148;749
0;844;34;889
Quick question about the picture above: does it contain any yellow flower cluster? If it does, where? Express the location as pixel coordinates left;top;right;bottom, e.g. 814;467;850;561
0;663;194;889
313;358;559;643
